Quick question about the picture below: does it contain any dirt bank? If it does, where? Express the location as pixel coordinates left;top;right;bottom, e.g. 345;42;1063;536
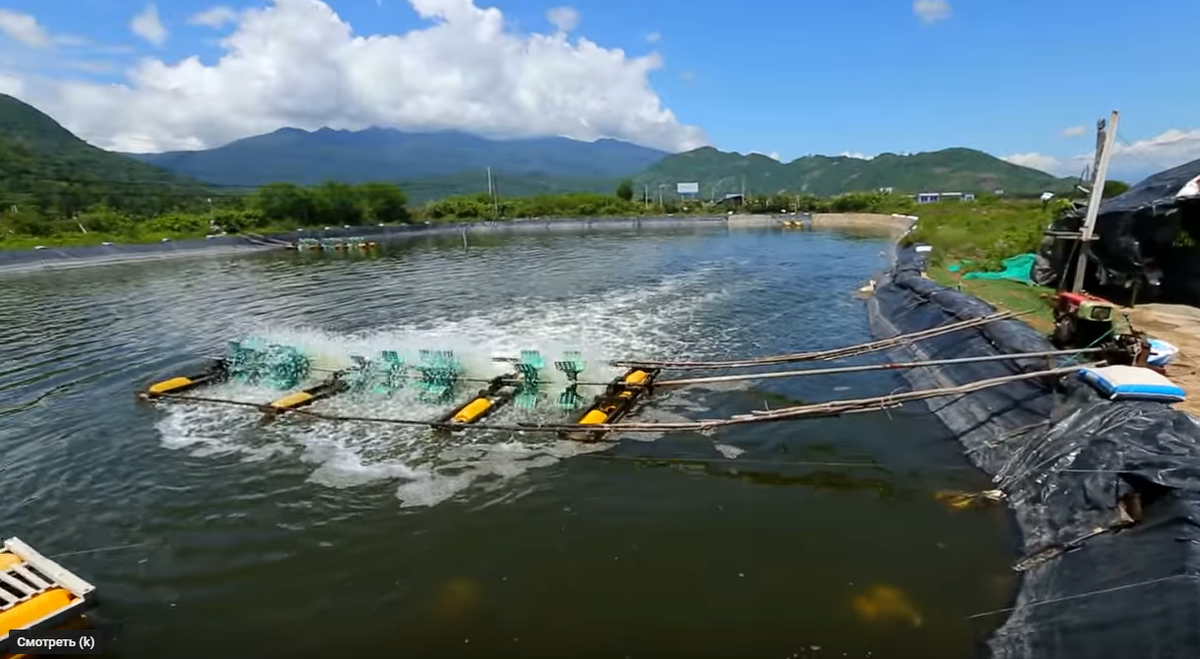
1126;303;1200;419
810;213;916;235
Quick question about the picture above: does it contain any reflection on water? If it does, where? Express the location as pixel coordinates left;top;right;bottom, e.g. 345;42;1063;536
0;227;1017;658
615;455;898;499
853;584;925;628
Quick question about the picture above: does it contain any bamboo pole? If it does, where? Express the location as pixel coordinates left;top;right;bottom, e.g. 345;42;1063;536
652;349;1101;388
612;310;1028;370
736;365;1089;420
155;362;1093;435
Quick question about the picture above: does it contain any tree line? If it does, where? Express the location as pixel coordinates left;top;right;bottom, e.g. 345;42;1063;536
1;170;1131;246
0;181;411;240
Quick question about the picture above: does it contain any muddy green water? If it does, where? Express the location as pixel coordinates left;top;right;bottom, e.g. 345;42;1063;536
0;227;1016;658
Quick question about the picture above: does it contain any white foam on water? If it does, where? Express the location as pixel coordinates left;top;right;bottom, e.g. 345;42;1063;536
155;265;736;507
714;444;746;460
154;381;297;461
236;267;730;380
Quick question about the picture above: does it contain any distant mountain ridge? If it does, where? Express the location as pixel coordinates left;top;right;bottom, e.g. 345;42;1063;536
0;93;210;218
632;146;1076;197
0;93;205;190
126;127;670;188
0;90;1076;207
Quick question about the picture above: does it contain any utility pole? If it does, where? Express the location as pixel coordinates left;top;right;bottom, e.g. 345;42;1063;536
658;184;665;210
1071;110;1120;293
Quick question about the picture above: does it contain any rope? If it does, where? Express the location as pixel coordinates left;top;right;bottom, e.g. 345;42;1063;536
965;574;1196;620
1061;326;1115;367
586;454;1175;477
611;311;1030;370
156;363;1093;435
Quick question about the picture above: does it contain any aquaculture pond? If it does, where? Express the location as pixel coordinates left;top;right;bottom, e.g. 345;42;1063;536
0;226;1017;658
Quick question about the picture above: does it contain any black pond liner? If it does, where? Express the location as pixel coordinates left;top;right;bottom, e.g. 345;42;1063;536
0;216;732;271
868;245;1200;659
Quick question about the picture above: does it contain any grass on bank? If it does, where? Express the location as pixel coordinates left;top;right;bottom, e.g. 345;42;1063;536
902;198;1074;334
926;266;1057;333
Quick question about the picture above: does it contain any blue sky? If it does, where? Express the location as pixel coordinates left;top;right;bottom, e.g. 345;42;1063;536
0;0;1197;180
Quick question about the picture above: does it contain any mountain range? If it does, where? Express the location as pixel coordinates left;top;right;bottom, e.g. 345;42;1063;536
632;146;1075;198
127;125;1076;199
0;92;1078;210
125;128;668;189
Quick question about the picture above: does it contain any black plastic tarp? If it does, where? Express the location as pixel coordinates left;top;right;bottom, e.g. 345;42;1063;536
1037;159;1200;306
869;245;1200;659
0;216;730;271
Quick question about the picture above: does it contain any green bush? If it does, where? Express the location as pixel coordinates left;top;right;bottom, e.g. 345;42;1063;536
146;212;207;234
903;200;1054;270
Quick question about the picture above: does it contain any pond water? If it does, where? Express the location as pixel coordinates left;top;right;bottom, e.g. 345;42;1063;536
0;226;1017;658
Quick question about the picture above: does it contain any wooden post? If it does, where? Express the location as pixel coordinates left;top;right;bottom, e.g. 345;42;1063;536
486;167;500;219
1072;110;1120;293
1091;117;1107;186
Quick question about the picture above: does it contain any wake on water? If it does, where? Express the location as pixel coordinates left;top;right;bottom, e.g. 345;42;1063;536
154;267;750;507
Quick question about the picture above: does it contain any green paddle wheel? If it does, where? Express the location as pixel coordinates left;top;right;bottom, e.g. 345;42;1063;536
554;350;586;410
513;350;547;409
226;339;311;390
344;350;407;395
416;349;461;403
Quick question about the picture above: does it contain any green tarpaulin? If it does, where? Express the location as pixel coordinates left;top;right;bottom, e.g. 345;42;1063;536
962;253;1036;285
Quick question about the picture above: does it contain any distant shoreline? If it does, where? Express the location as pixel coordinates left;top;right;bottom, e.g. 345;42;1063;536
0;213;914;275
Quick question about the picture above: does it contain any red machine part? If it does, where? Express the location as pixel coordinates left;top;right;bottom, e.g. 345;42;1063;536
1057;291;1112;308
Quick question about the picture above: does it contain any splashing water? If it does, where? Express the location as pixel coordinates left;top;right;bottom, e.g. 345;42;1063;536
155;266;737;507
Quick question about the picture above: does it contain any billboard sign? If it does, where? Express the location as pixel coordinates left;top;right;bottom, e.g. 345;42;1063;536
677;182;700;195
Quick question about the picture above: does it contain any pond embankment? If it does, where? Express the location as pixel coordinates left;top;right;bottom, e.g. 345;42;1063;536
869;245;1200;659
0;217;720;274
0;213;914;274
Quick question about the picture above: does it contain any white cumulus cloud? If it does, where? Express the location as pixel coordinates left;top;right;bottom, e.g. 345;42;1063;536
645;31;661;43
913;0;951;25
0;74;25;97
131;4;168;46
545;6;580;33
1002;152;1064;174
1003;127;1200;180
839;151;876;160
6;0;704;154
188;6;240;29
0;9;49;48
1062;125;1087;138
